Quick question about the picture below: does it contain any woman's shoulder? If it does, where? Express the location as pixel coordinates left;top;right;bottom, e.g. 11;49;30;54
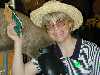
80;38;100;58
81;38;99;48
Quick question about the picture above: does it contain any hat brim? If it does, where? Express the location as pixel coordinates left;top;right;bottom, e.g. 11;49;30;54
30;1;83;31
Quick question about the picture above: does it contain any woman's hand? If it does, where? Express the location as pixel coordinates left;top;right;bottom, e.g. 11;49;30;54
7;21;22;43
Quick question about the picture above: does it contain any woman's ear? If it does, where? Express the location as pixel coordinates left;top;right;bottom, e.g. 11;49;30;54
65;20;74;31
68;21;74;31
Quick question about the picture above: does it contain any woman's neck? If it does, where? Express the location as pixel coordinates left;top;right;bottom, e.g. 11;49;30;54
57;35;77;57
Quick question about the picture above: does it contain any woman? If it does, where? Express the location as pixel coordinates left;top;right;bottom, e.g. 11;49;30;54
7;1;100;75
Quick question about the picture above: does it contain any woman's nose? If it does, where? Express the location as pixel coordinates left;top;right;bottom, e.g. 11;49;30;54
53;24;59;31
53;25;61;34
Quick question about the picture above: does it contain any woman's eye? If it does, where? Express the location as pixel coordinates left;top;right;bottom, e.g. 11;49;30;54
57;22;65;27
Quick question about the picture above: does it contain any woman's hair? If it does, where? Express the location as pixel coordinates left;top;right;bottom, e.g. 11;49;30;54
42;12;74;30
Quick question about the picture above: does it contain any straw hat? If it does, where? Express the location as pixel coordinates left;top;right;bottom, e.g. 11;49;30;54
30;1;83;31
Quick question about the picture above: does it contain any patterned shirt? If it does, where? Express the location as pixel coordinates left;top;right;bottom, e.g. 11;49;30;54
31;39;100;75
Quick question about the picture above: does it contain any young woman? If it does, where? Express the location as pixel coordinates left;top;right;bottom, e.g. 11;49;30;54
7;1;100;75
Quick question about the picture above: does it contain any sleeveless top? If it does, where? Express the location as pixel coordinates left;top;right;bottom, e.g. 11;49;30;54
31;39;100;75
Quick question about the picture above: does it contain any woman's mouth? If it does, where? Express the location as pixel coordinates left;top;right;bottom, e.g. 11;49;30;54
55;31;64;37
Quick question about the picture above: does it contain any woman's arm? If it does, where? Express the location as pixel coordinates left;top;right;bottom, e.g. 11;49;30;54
25;61;39;75
12;41;25;75
7;22;25;75
7;22;38;75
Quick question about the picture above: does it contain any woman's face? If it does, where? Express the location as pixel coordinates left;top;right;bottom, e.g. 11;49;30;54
46;20;72;42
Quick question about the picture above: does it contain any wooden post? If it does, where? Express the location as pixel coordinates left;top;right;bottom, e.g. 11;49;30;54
3;51;8;75
10;0;15;9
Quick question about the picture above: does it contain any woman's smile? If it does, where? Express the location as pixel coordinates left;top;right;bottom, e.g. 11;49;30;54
54;30;65;38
